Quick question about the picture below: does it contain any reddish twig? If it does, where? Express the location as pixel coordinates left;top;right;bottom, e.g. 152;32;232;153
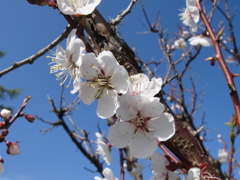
119;149;125;180
7;96;32;128
158;141;180;165
196;0;240;128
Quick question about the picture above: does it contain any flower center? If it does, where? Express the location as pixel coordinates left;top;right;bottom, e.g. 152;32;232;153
130;112;152;136
87;63;115;99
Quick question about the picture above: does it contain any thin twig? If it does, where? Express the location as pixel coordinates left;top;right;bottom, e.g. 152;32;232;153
0;25;72;78
111;0;138;26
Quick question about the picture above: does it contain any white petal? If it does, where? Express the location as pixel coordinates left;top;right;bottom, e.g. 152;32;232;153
102;168;114;180
150;152;168;173
72;38;85;64
98;51;120;76
71;76;81;94
187;167;200;180
189;36;200;46
129;73;149;95
138;96;164;118
142;77;162;97
199;37;213;46
108;121;135;148
110;65;129;94
75;0;101;15
129;130;157;158
117;94;138;121
66;29;77;57
97;89;119;118
57;0;75;15
150;112;175;141
80;53;99;79
79;81;98;105
186;0;196;7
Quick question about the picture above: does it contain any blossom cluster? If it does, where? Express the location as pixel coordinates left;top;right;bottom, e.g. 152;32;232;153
174;0;213;48
48;28;175;160
46;1;212;179
47;20;177;179
0;109;23;175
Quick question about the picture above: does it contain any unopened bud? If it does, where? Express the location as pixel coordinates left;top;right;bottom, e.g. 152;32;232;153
1;129;8;137
0;122;5;129
6;141;22;156
0;109;12;121
210;59;215;66
24;114;35;123
0;157;4;164
217;27;224;40
233;73;240;77
27;0;49;6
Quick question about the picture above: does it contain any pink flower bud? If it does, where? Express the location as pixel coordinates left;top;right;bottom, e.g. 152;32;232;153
24;114;35;123
1;129;8;137
0;122;5;129
6;141;21;156
0;109;12;121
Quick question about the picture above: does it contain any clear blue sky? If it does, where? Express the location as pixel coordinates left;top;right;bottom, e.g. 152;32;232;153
0;0;240;179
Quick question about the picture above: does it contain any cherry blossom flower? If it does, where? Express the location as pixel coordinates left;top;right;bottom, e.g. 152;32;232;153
95;132;112;165
6;141;21;156
128;73;162;98
218;148;228;163
189;35;213;46
179;0;199;32
0;109;12;121
48;29;85;87
0;157;4;175
174;38;187;50
94;168;118;180
149;152;179;180
57;0;101;16
108;95;175;158
187;167;200;180
79;50;129;118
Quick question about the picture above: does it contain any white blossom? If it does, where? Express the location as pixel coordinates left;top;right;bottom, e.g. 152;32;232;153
187;167;200;180
174;38;187;50
189;35;213;46
108;95;175;158
179;0;199;32
0;109;12;120
48;29;85;87
79;50;129;118
94;168;118;180
149;152;180;180
57;0;101;15
128;73;162;98
6;141;21;156
95;132;112;165
218;148;228;163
